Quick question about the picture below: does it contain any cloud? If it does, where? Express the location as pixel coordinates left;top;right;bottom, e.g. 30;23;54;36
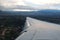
24;0;60;10
0;0;36;11
0;0;60;11
25;0;60;5
0;0;27;8
50;4;60;10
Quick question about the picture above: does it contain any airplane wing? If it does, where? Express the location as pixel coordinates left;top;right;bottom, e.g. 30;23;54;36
15;17;60;40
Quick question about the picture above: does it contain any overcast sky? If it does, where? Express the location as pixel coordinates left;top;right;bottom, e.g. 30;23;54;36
0;0;60;11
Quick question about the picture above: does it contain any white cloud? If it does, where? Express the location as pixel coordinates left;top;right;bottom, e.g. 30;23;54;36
12;9;36;11
0;0;35;11
0;0;60;11
0;0;27;7
25;0;60;5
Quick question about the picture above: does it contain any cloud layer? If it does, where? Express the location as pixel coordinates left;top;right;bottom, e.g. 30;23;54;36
0;0;60;11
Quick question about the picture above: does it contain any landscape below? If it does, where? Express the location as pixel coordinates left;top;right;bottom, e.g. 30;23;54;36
0;9;60;40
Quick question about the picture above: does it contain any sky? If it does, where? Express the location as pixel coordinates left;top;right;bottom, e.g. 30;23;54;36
0;0;60;11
